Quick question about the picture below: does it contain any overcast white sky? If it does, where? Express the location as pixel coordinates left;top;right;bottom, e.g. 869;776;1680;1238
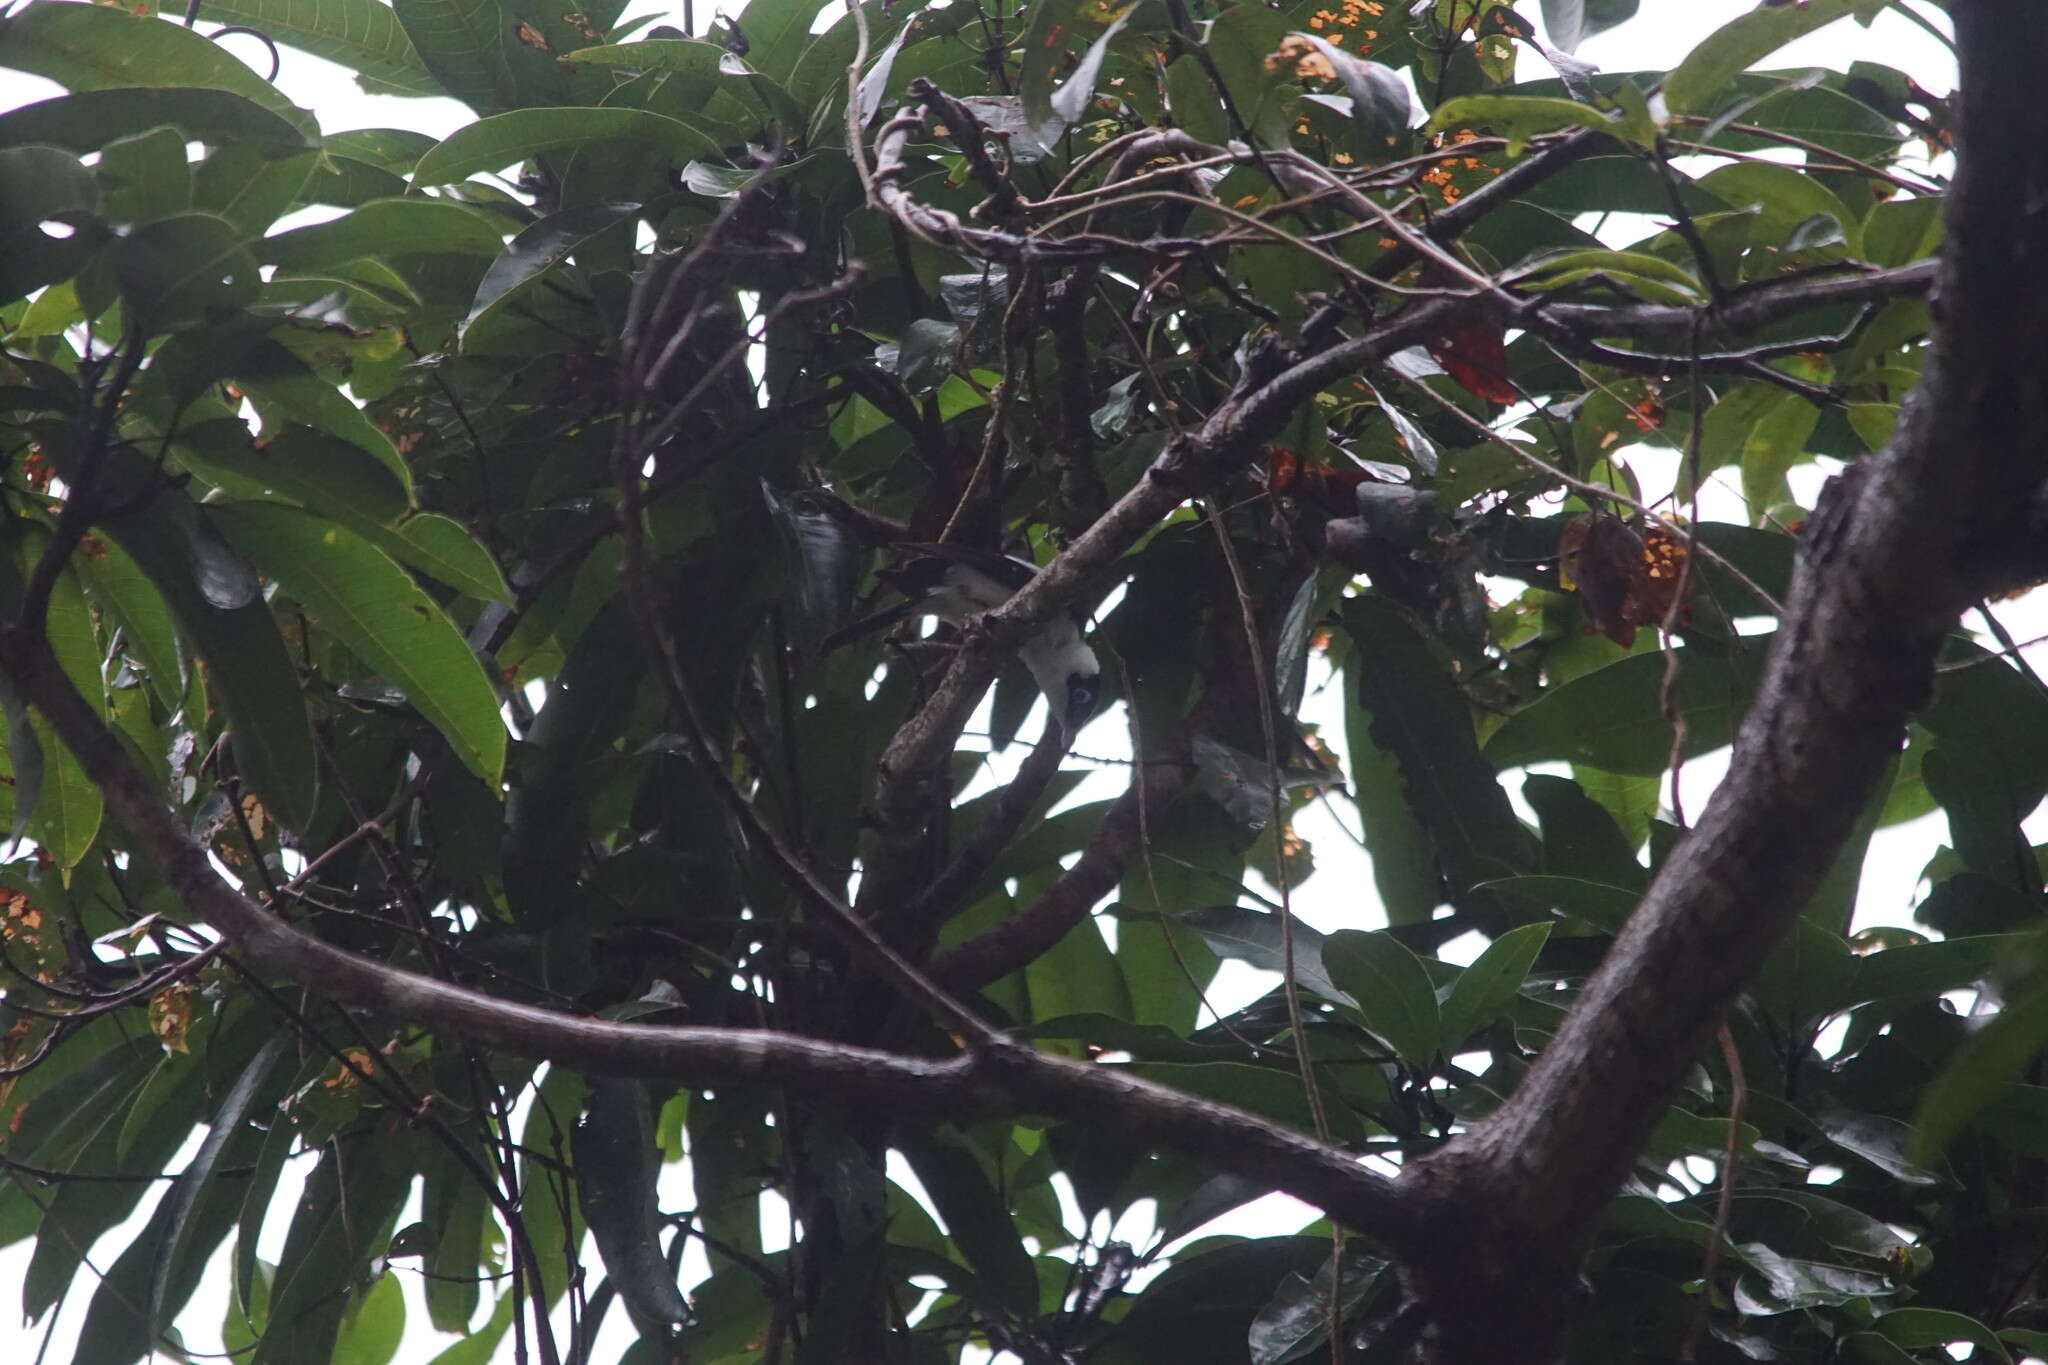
0;2;1996;1362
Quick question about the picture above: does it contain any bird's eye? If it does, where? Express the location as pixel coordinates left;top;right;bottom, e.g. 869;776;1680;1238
1067;676;1100;720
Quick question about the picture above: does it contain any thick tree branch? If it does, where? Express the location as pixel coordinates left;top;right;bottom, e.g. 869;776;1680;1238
932;740;1194;992
1399;10;2048;1360
899;712;1073;946
859;295;1462;847
0;622;1426;1251
1537;259;1935;339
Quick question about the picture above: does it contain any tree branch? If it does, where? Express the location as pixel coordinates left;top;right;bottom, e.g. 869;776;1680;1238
1537;260;1935;339
931;739;1194;992
1398;10;2048;1359
0;620;1426;1253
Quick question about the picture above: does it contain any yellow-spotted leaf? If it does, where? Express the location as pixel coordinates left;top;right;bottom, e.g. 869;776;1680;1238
211;505;505;787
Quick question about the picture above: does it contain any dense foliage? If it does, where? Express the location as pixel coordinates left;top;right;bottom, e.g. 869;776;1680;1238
3;0;2043;1362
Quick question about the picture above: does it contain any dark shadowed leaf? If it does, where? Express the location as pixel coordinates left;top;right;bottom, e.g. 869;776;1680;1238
1178;905;1347;1006
1324;929;1440;1063
576;1077;690;1333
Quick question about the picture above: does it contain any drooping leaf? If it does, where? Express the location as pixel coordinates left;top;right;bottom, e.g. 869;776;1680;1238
1539;0;1642;54
263;199;511;269
210;504;507;785
1439;923;1553;1049
1344;596;1536;926
189;0;436;94
1324;929;1441;1063
1427;94;1653;154
1177;905;1347;1007
576;1077;690;1335
111;212;262;330
1485;637;1770;775
0;3;315;135
462;200;640;343
411;107;723;186
1910;972;2048;1164
1664;0;1890;118
251;1129;419;1365
0;89;310;155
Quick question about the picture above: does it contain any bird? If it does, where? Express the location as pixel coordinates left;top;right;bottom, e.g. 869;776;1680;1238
824;542;1102;731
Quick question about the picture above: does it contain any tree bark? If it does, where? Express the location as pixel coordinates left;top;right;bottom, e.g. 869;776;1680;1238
1399;7;2048;1359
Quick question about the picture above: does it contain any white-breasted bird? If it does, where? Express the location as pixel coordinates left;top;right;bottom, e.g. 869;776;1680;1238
826;542;1101;731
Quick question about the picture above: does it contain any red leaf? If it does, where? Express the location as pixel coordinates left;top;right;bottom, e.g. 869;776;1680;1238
1428;320;1517;404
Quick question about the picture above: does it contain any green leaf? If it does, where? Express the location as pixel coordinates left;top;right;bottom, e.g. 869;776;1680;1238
177;420;406;534
1249;1250;1384;1365
333;1272;407;1365
1176;905;1347;1006
1485;638;1770;775
24;710;101;871
192;143;318;238
1439;923;1553;1048
1842;934;2013;1013
576;1078;689;1333
189;0;437;96
1103;1237;1333;1362
111;212;262;330
0;144;100;237
0;89;310;156
231;340;414;494
74;1042;278;1365
1427;94;1652;154
1540;0;1641;54
1525;773;1646;890
19;540;106;869
1664;0;1890;118
211;504;507;786
252;1132;418;1365
424;1299;513;1365
1479;872;1641;933
178;423;507;601
24;1032;250;1327
146;1036;292;1343
897;1131;1039;1317
1045;6;1138;151
1026;902;1133;1025
105;497;320;828
78;534;186;713
418;1134;489;1332
263;198;511;268
1753;919;1855;1029
0;4;315;137
561;37;730;76
1341;645;1437;925
377;515;510;603
411;108;723;186
1018;0;1089;152
388;0;520;112
1816;1107;1939;1185
1874;1308;2010;1364
1272;573;1320;718
1324;929;1441;1063
1910;972;2048;1164
724;0;839;86
462;200;642;344
1344;596;1535;926
1508;248;1708;305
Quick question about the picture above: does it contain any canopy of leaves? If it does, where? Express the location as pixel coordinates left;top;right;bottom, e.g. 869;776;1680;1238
0;0;2032;1363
